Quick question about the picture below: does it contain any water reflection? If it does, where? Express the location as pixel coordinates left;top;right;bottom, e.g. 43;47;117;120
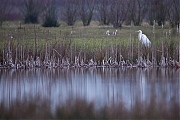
0;68;179;111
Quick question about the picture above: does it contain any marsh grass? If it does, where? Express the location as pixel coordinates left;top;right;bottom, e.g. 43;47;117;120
0;21;179;68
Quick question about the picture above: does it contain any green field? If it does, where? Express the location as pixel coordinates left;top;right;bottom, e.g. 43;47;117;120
0;21;180;67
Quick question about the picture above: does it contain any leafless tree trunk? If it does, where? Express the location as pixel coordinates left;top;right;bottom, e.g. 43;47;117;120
148;0;167;26
42;0;59;27
128;0;148;26
167;0;180;28
109;0;129;28
61;0;78;26
96;0;110;25
0;0;12;27
21;0;42;24
78;0;96;26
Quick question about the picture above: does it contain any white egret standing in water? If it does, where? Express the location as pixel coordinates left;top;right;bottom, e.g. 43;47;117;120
137;30;151;47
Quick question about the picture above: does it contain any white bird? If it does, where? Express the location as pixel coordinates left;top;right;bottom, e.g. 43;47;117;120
113;29;118;35
106;30;110;36
137;30;151;47
10;36;13;39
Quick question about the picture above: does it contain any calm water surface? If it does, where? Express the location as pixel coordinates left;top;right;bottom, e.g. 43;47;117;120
0;68;179;110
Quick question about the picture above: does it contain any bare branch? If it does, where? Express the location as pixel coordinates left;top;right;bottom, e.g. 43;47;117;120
0;0;12;27
109;0;129;28
61;0;78;26
21;0;42;24
96;0;110;25
78;0;96;26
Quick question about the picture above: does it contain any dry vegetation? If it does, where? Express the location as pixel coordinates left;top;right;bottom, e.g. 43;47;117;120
0;21;180;68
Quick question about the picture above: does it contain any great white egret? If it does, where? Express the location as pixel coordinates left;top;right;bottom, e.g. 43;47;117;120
137;30;151;47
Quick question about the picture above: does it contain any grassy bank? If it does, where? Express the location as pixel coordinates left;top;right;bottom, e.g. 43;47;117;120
0;21;180;68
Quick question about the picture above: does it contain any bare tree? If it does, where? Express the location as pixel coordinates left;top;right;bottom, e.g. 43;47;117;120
21;0;41;24
166;0;180;28
109;0;129;28
128;0;148;26
42;0;59;27
148;0;155;26
96;0;110;25
78;0;96;26
148;0;167;26
61;0;78;26
0;0;12;27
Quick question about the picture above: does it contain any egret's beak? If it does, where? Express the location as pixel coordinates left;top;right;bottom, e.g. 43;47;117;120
135;31;139;32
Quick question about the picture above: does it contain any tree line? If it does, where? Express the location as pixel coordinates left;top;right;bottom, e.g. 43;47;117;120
0;0;180;28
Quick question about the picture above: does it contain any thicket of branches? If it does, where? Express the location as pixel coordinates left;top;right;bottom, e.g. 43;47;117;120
21;0;41;24
42;0;59;27
0;0;12;27
61;0;78;26
96;0;110;25
1;0;180;28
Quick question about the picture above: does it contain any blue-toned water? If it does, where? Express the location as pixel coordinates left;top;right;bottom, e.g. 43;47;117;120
0;68;179;110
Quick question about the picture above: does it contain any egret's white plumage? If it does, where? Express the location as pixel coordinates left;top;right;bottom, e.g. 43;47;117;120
137;30;151;47
106;30;110;36
113;29;118;35
10;36;13;39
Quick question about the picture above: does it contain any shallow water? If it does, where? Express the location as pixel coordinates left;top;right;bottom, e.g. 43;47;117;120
0;68;179;111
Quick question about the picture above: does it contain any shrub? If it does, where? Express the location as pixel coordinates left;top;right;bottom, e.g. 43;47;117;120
42;0;59;27
22;0;41;24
